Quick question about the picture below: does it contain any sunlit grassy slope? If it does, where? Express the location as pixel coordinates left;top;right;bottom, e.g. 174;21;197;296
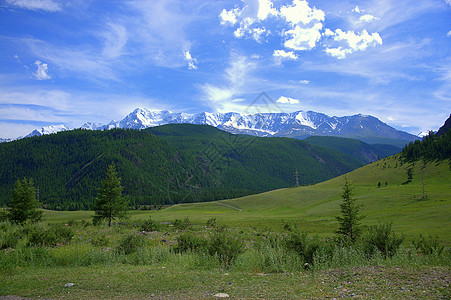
45;156;450;241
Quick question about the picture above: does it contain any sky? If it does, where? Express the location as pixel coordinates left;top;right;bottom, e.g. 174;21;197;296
0;0;450;139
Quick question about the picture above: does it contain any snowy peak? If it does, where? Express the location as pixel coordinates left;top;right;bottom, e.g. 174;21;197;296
15;108;418;147
25;124;69;138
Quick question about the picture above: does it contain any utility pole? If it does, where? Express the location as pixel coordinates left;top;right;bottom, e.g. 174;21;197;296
294;169;299;187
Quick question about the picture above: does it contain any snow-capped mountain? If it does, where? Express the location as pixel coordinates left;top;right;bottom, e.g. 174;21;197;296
25;124;69;138
82;108;418;145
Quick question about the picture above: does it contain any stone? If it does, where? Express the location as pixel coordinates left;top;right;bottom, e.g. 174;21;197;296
214;293;230;298
64;283;75;287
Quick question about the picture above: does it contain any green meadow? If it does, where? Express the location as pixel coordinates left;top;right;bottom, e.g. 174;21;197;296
2;155;450;299
44;156;451;242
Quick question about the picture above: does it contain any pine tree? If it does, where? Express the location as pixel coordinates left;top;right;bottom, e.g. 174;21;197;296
7;178;43;224
93;164;128;227
336;176;364;243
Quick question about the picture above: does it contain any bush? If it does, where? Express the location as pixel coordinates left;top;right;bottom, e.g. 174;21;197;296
27;224;73;247
139;217;161;232
362;222;404;258
173;232;207;253
284;230;323;267
205;217;216;228
90;233;110;247
207;230;245;268
116;234;146;255
412;234;444;255
173;217;191;230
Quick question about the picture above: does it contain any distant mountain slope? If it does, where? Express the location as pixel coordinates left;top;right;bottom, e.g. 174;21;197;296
305;136;401;164
0;125;362;210
81;108;418;147
436;114;451;137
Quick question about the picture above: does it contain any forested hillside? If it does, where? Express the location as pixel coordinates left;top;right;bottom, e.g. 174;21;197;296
0;125;361;210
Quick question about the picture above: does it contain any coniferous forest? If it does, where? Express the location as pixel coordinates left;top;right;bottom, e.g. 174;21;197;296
0;125;362;210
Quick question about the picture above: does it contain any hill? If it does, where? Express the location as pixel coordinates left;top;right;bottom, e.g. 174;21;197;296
0;125;362;210
305;136;401;164
146;155;450;241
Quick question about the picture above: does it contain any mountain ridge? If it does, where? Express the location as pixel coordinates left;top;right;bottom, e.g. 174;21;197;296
3;108;419;147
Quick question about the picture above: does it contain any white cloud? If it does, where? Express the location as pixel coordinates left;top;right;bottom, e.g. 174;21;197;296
324;29;382;59
284;23;323;50
183;50;198;70
257;0;278;20
352;6;361;13
33;60;51;80
199;55;258;111
6;0;62;12
447;30;451;37
279;0;325;25
289;79;310;85
359;14;379;23
101;23;128;59
276;96;300;104
273;49;298;60
219;7;241;25
446;0;451;6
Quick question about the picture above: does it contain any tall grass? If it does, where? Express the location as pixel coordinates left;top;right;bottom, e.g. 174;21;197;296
0;221;449;273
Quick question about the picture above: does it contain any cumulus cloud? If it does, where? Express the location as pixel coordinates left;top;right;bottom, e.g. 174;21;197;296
273;49;298;60
447;30;451;37
257;0;278;20
183;50;198;70
33;60;51;80
219;7;241;25
324;29;383;59
279;0;325;25
276;96;300;104
6;0;62;12
284;23;323;50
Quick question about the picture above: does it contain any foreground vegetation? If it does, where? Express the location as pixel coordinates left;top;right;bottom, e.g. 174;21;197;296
0;218;449;299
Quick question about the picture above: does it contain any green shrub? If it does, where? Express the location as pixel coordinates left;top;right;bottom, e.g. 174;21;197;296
90;233;110;247
412;234;445;255
284;230;323;267
362;222;404;258
27;224;73;247
173;232;207;253
207;230;245;268
173;217;191;230
116;234;146;255
139;217;161;232
205;217;217;228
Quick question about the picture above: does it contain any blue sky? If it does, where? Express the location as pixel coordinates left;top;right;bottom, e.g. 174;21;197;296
0;0;450;139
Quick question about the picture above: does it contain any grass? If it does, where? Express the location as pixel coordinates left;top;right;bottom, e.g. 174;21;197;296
2;156;449;298
1;264;449;299
42;157;451;242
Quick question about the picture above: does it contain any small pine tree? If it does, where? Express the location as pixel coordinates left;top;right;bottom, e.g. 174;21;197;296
7;178;43;224
336;176;364;243
93;164;128;227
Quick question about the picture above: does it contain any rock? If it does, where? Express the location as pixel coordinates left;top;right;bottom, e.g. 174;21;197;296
64;283;75;287
214;293;230;298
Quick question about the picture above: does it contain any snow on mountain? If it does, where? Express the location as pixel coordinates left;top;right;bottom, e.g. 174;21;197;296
25;124;69;138
11;108;418;146
82;108;418;145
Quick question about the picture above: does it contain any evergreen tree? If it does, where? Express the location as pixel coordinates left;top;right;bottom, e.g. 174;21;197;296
93;164;128;227
7;178;43;224
336;176;364;243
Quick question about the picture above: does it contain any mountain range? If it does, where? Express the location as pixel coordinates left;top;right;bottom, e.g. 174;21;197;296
3;108;419;147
